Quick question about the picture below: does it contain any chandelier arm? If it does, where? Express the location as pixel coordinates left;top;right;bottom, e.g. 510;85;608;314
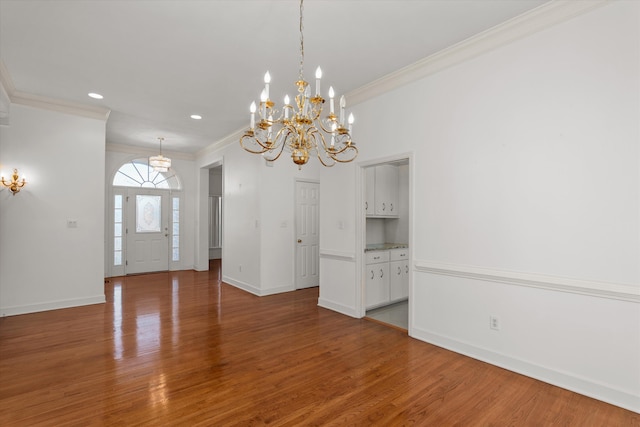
240;133;271;154
316;116;338;134
315;145;336;167
264;127;293;162
307;130;336;167
326;138;353;156
330;146;359;163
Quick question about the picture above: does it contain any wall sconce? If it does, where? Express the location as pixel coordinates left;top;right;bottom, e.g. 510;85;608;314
1;169;27;195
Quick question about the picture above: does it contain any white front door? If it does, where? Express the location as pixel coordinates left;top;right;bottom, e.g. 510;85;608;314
126;189;169;274
295;181;320;289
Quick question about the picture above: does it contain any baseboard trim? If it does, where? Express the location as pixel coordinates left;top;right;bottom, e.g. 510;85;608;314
222;276;293;297
318;297;359;318
411;326;640;414
1;295;106;317
222;276;261;296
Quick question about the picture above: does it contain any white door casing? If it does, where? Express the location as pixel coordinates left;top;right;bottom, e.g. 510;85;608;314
126;189;169;274
295;180;319;289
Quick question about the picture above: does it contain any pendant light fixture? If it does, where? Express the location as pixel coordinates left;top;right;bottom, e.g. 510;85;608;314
240;0;357;169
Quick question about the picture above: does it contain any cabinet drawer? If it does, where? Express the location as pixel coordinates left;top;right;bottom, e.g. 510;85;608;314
365;251;389;264
389;249;409;261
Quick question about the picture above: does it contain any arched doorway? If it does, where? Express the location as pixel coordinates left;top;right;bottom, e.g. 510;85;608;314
109;158;182;276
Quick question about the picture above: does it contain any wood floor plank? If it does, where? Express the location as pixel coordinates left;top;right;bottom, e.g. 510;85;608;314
1;263;638;426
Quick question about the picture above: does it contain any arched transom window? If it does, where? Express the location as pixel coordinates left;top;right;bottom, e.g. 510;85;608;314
113;158;180;189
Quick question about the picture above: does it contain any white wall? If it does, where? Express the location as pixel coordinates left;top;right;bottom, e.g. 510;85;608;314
0;103;106;315
319;1;639;412
198;138;319;295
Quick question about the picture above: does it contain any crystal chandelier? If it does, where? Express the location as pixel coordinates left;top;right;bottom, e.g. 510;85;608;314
149;137;171;172
240;0;357;169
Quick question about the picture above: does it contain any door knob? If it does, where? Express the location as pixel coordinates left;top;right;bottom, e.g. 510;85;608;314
297;239;302;243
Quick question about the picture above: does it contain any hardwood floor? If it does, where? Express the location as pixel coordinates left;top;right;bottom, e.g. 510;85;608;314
1;262;638;426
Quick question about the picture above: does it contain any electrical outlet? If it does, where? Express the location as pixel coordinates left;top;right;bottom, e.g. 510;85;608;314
490;315;500;331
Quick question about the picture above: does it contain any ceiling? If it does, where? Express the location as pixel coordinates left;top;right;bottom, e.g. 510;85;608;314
0;0;550;154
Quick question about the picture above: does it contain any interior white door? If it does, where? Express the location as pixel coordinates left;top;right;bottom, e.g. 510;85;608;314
126;189;169;274
295;181;319;289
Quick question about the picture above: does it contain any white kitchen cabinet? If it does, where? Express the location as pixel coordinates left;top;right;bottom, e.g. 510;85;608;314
365;167;375;216
374;165;399;217
389;248;409;301
365;251;390;309
365;165;399;218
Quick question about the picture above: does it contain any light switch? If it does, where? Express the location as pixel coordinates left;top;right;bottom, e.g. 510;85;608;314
67;219;78;228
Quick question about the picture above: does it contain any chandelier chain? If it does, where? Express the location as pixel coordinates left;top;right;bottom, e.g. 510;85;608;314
299;0;304;80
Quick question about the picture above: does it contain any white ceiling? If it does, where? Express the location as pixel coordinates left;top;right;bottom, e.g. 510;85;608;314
0;0;549;154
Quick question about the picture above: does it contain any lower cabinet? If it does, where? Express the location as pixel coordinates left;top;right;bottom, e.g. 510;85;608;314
389;260;409;301
365;251;389;309
365;248;409;309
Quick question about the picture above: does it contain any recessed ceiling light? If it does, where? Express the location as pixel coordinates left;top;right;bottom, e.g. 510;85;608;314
88;92;103;99
190;114;202;120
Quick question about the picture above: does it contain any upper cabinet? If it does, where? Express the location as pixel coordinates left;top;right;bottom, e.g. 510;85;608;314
366;165;399;218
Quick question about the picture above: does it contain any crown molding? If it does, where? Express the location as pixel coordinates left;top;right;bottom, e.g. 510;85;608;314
106;142;196;161
0;60;110;122
347;0;611;106
196;128;244;158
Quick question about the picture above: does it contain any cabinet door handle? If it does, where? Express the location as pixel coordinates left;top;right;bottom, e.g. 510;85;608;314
397;266;401;275
365;201;368;210
371;270;374;280
390;203;394;212
382;202;386;211
380;269;384;278
406;265;409;273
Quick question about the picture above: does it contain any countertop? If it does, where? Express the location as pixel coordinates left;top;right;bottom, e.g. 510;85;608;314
365;243;409;252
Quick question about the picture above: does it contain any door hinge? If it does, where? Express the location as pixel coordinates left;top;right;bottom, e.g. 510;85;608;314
126;196;129;202
125;260;128;266
126;228;128;234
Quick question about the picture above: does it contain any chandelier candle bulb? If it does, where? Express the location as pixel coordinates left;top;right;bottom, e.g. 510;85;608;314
329;86;335;114
250;102;256;129
315;67;322;96
284;95;290;119
348;113;354;133
260;90;267;118
264;71;271;99
339;95;346;125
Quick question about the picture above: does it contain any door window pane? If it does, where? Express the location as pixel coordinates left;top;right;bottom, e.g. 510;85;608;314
114;194;123;266
136;195;161;233
113;159;180;189
172;197;180;262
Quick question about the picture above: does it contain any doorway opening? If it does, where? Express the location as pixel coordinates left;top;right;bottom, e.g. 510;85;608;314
362;157;410;331
208;166;223;263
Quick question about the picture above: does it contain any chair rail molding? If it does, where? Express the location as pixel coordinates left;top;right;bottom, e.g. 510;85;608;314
414;260;639;303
